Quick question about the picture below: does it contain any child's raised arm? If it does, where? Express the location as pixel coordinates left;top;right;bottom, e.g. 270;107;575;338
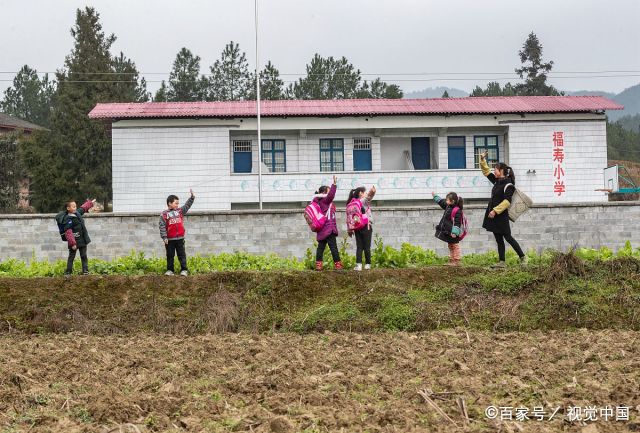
181;190;195;214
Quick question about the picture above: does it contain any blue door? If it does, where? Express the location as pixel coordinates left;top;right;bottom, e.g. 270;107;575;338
233;141;253;173
353;149;372;171
411;137;430;169
233;152;252;173
447;136;466;169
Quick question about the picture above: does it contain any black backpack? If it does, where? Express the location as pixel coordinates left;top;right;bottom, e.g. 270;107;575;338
55;212;73;242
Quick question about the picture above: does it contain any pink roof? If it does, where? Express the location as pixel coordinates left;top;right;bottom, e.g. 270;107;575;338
89;96;623;119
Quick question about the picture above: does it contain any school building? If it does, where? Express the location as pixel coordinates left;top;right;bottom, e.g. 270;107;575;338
89;96;622;212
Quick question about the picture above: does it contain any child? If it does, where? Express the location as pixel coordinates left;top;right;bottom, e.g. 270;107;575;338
313;176;342;271
432;191;464;266
159;189;195;276
55;198;96;275
346;185;376;271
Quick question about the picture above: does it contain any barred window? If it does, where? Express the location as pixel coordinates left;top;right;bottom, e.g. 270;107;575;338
233;140;252;152
353;137;371;150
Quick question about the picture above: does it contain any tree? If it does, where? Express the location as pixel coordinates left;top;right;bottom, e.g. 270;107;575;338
358;78;403;99
0;132;24;212
154;80;169;102
514;32;561;96
112;52;149;102
1;65;56;128
470;81;517;97
607;120;640;163
248;61;286;100
207;41;253;101
441;90;450;98
167;48;206;102
471;32;560;97
292;54;402;100
21;7;144;211
292;54;361;99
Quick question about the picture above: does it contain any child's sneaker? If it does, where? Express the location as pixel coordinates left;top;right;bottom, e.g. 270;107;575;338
164;270;174;276
334;261;344;270
180;270;188;276
520;256;529;266
82;271;90;275
364;264;371;270
354;263;362;271
491;261;507;269
315;261;323;271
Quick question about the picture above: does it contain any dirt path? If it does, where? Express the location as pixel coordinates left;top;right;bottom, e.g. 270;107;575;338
1;330;639;432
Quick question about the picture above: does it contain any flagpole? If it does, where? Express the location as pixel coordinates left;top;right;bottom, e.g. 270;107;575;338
255;0;263;210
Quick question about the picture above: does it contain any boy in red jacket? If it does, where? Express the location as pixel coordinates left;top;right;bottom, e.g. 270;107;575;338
159;189;195;276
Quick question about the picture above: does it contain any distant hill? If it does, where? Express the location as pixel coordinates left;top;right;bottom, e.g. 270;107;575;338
567;84;640;121
610;84;640;121
566;90;617;98
406;83;640;123
404;87;469;99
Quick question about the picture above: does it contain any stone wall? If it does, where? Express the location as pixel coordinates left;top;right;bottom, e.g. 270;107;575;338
1;202;638;262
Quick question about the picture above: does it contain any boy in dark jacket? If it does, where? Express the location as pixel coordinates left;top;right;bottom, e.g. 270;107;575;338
55;198;95;275
159;189;195;276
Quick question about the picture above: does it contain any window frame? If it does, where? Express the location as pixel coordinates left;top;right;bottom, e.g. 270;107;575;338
319;138;345;172
261;139;287;173
473;135;499;168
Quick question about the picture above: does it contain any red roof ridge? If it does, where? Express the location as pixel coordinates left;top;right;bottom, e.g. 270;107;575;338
89;95;624;120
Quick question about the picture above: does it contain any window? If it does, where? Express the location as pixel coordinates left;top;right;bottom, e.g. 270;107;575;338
474;135;499;168
262;139;286;172
320;138;344;172
353;137;372;171
447;136;466;169
233;140;252;173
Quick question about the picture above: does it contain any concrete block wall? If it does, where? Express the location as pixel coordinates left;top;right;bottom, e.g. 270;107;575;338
0;202;638;263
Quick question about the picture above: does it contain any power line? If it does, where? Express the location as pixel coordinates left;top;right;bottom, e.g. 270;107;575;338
1;74;639;85
1;69;639;76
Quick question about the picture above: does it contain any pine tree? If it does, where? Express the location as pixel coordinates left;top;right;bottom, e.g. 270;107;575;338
293;54;361;99
442;90;450;98
21;7;144;211
247;61;286;100
470;82;517;97
154;80;169;102
167;48;205;102
112;52;149;102
207;41;253;101
359;78;403;99
0;132;24;212
1;65;56;128
514;32;560;96
293;54;402;99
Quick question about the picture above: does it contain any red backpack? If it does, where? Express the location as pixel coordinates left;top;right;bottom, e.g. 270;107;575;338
451;207;468;241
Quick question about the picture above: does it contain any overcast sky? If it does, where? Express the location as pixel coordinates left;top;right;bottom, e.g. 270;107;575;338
1;0;639;96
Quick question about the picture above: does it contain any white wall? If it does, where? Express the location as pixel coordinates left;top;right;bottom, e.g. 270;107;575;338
112;126;232;212
506;121;608;203
110;115;609;211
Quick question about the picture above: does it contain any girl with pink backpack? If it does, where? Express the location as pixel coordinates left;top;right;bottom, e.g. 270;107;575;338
309;176;342;271
432;191;467;266
346;185;376;271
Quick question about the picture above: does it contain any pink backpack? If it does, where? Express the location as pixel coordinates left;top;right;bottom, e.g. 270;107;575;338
451;207;469;241
346;198;369;231
304;201;330;232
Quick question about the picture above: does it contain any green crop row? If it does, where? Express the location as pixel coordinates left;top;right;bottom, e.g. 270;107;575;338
0;237;638;277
